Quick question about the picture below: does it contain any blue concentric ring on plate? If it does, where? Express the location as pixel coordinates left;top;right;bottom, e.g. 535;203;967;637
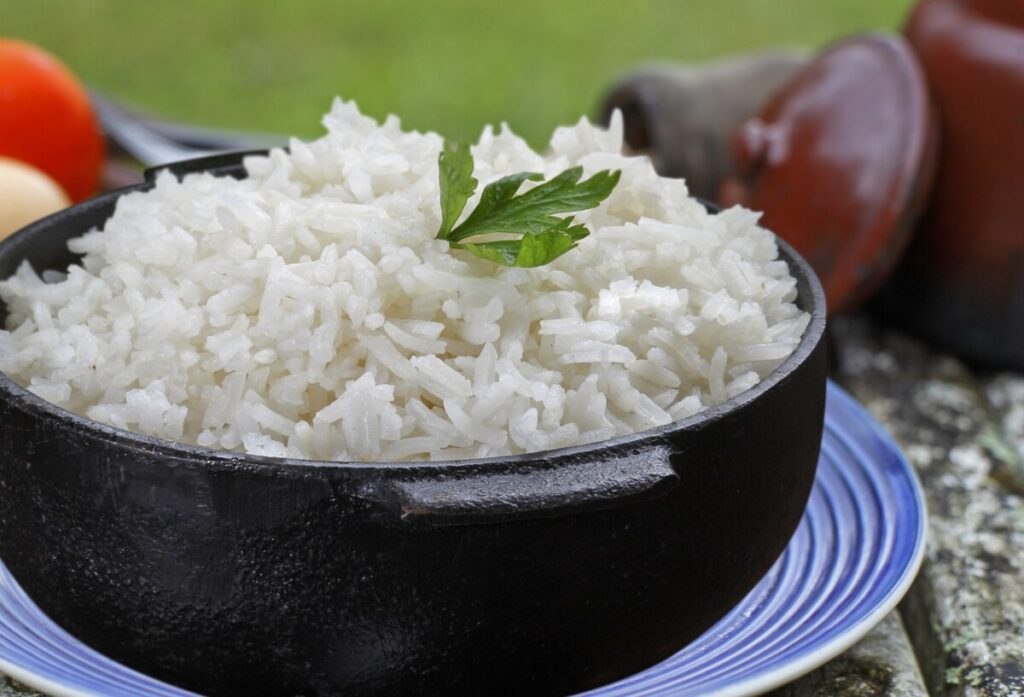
584;381;927;697
0;382;925;697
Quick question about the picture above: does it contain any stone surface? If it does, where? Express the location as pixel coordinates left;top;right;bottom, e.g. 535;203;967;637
771;612;927;697
834;315;1024;697
3;314;1022;696
0;676;42;697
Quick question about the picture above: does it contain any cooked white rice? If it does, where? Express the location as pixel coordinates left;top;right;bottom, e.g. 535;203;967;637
0;99;809;461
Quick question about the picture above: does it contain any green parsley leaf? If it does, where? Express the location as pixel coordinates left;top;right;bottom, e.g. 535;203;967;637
449;166;619;241
437;141;478;238
459;220;580;268
435;140;620;268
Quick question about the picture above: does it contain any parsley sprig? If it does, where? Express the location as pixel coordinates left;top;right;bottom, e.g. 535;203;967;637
435;141;620;267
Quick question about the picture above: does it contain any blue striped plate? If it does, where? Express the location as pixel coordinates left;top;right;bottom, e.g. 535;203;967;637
0;382;925;697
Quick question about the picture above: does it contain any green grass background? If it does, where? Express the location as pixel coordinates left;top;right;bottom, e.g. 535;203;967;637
2;0;914;146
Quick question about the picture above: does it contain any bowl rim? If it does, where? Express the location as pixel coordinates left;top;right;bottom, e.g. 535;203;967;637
0;178;827;475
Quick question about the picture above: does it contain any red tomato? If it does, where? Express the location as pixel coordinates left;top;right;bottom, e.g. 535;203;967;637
0;39;104;202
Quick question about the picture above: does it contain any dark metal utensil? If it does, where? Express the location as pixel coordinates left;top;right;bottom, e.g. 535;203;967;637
90;91;285;167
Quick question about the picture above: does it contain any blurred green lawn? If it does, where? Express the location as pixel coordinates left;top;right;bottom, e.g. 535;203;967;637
2;0;913;146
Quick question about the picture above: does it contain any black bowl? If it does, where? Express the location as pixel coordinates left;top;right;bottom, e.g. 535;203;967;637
0;153;827;697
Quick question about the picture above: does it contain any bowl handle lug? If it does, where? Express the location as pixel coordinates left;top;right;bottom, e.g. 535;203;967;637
386;445;679;526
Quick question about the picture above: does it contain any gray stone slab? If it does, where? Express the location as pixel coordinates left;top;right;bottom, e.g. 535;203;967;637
770;612;927;697
11;313;1024;696
833;316;1024;697
0;675;43;697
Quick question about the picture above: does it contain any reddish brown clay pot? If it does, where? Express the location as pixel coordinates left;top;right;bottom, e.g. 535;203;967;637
720;35;938;316
600;51;809;202
876;0;1024;369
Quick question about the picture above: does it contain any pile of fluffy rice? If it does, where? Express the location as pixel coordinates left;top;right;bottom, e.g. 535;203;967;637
0;100;809;461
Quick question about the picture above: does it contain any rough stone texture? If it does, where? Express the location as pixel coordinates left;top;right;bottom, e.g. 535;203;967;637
771;612;927;697
834;315;1024;697
0;676;42;697
4;314;1022;696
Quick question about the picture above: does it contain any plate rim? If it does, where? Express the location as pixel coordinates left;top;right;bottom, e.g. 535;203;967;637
0;658;101;697
0;382;927;697
700;383;928;697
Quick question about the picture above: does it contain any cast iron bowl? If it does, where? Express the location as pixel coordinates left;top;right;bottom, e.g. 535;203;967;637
0;152;827;697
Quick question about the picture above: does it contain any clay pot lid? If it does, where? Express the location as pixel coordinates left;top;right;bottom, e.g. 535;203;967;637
720;33;938;315
966;0;1024;28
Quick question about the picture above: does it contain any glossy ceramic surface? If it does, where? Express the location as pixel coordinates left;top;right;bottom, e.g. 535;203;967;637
0;382;926;697
875;0;1024;370
599;51;808;201
721;34;938;315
